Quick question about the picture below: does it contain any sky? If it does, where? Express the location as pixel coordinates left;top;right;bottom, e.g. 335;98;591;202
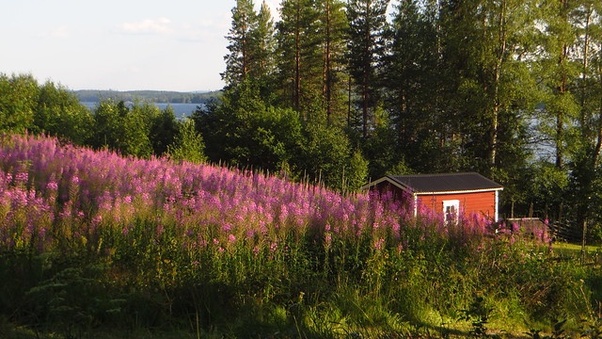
1;0;280;92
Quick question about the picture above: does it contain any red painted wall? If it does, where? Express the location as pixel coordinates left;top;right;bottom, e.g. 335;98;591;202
371;181;497;220
417;191;496;219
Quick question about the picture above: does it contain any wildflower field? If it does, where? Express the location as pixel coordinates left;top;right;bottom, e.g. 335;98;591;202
0;133;600;338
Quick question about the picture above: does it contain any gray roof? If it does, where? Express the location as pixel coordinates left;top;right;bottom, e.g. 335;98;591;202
384;172;503;193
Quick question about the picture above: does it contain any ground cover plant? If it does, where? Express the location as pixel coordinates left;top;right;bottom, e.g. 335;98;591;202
0;133;600;338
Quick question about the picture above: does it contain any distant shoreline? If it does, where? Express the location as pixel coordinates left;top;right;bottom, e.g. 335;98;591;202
72;89;220;104
81;101;203;119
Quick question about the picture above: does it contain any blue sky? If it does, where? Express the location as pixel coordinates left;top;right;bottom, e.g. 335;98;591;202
1;0;279;92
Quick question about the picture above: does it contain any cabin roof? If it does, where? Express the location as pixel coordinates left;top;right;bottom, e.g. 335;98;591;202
367;172;503;194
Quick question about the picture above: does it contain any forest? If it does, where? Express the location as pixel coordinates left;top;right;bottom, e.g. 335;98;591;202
204;0;602;243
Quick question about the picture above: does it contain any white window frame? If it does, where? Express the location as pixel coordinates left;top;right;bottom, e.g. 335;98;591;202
443;200;460;224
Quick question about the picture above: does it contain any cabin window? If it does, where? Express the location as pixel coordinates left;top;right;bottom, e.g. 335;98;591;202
443;200;460;224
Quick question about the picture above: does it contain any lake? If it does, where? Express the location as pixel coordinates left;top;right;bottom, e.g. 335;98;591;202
81;102;202;119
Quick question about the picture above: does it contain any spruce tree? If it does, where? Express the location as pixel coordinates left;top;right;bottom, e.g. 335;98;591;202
346;0;389;138
222;0;258;87
251;1;278;102
385;0;445;173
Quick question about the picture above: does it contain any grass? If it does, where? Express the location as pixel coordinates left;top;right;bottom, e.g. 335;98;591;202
552;241;602;264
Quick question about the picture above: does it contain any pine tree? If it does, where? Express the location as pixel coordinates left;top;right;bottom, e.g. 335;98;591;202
318;0;349;125
222;0;258;87
276;0;322;118
347;0;389;138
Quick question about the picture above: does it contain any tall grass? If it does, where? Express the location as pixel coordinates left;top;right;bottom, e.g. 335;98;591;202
0;133;595;337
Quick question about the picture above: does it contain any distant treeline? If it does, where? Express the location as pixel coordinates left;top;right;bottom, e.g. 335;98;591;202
73;89;221;104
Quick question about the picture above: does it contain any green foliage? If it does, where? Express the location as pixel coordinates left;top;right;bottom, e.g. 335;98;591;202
344;149;369;192
459;294;493;337
91;100;155;158
24;264;124;336
298;122;365;190
195;83;304;172
346;0;389;138
149;106;178;156
0;73;38;133
167;118;206;163
222;0;258;86
0;73;94;145
222;0;278;107
276;0;323;115
0;210;600;337
34;81;94;145
359;106;407;180
319;0;349;125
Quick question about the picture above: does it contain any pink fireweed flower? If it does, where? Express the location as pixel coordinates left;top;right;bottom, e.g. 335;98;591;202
324;232;332;249
92;214;102;226
156;224;164;237
222;222;233;233
511;222;519;233
396;243;403;254
278;205;289;226
228;234;236;244
46;181;59;191
4;173;13;185
15;172;28;186
11;189;28;208
374;238;385;251
270;242;278;252
59;202;74;219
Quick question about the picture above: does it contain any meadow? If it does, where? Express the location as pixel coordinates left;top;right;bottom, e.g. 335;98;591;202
0;133;600;338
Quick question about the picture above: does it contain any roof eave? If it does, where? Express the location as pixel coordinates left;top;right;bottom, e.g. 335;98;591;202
415;187;504;195
361;175;414;193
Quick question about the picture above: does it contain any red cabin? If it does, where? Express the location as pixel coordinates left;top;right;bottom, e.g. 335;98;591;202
363;172;503;223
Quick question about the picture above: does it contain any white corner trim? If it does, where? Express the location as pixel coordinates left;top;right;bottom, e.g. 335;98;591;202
494;190;499;222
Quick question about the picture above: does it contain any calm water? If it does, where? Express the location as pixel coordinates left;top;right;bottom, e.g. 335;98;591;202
81;102;201;119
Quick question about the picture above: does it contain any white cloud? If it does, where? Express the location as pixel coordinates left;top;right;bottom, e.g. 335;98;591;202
119;17;172;35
